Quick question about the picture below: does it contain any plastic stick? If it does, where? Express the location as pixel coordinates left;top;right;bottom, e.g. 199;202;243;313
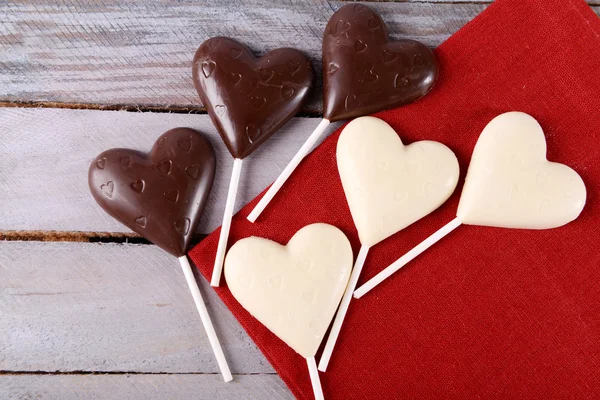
307;357;324;400
318;245;370;372
247;119;331;223
354;217;462;299
212;158;243;287
179;256;233;382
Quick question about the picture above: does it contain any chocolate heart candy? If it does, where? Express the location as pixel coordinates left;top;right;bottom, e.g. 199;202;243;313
193;37;314;159
323;4;438;121
88;128;216;257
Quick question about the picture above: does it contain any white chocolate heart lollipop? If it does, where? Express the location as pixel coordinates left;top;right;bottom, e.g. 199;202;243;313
225;223;352;400
457;112;586;228
338;116;460;246
319;116;460;371
355;112;587;299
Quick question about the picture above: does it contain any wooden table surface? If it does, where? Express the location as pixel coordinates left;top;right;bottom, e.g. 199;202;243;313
1;1;599;399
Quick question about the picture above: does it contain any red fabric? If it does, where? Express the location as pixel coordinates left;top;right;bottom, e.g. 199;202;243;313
189;0;600;398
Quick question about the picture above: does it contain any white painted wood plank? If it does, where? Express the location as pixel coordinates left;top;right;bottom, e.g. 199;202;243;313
2;1;598;110
0;0;494;110
0;241;274;374
0;107;341;234
0;374;293;400
4;0;597;110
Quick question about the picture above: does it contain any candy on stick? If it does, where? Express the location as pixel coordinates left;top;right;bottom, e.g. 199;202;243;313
247;4;438;222
224;224;353;400
319;116;460;371
354;112;588;299
88;128;232;381
192;37;314;286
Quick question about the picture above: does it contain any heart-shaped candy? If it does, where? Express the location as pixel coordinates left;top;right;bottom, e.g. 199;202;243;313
88;128;216;257
224;224;352;358
457;112;586;228
323;4;438;121
337;117;459;246
193;37;314;159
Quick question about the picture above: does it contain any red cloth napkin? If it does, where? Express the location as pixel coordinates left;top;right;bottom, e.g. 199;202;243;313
190;0;600;398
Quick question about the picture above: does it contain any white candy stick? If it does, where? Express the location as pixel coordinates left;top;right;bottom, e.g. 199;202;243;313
247;119;330;223
307;357;325;400
318;245;370;372
179;256;233;382
212;158;243;287
353;217;462;299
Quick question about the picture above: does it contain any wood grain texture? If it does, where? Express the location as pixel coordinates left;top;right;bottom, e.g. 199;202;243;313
0;107;341;234
0;241;275;375
0;374;293;400
0;0;494;111
2;0;598;113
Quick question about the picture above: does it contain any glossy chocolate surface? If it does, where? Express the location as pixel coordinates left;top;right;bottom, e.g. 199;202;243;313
323;4;438;121
193;37;314;159
89;128;216;257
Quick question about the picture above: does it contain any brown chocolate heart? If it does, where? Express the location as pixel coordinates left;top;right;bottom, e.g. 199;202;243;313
88;128;216;257
323;4;438;121
193;37;314;159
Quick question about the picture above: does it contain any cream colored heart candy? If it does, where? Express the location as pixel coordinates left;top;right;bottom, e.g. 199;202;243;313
354;111;587;299
319;116;460;371
224;223;352;399
337;116;460;246
457;111;586;228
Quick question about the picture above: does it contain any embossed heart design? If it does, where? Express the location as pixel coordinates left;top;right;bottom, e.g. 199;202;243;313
457;112;586;228
193;37;314;159
224;224;352;358
337;117;460;246
88;128;215;257
323;4;438;121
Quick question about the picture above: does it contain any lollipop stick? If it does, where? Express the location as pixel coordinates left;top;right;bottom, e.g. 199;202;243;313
247;119;331;223
307;357;325;400
354;217;462;299
318;245;370;372
212;158;243;287
179;256;233;382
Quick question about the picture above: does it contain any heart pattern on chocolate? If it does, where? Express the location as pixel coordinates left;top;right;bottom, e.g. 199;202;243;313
193;37;314;159
88;128;216;257
337;117;459;246
323;4;438;121
224;223;352;358
457;112;587;229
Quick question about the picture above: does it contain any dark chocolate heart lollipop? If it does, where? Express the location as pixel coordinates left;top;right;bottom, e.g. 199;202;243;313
88;128;216;257
323;4;438;121
192;37;314;159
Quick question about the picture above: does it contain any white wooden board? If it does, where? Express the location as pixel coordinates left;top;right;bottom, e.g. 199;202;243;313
0;107;341;234
0;1;495;110
0;374;293;400
0;241;273;374
4;0;597;111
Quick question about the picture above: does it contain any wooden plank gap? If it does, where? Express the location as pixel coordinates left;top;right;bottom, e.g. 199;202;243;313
0;101;324;118
0;101;208;114
0;230;206;245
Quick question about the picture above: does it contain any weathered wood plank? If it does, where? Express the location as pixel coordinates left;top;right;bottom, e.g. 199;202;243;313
0;374;293;400
0;1;492;111
0;241;274;374
4;0;597;111
2;1;598;111
0;107;341;234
